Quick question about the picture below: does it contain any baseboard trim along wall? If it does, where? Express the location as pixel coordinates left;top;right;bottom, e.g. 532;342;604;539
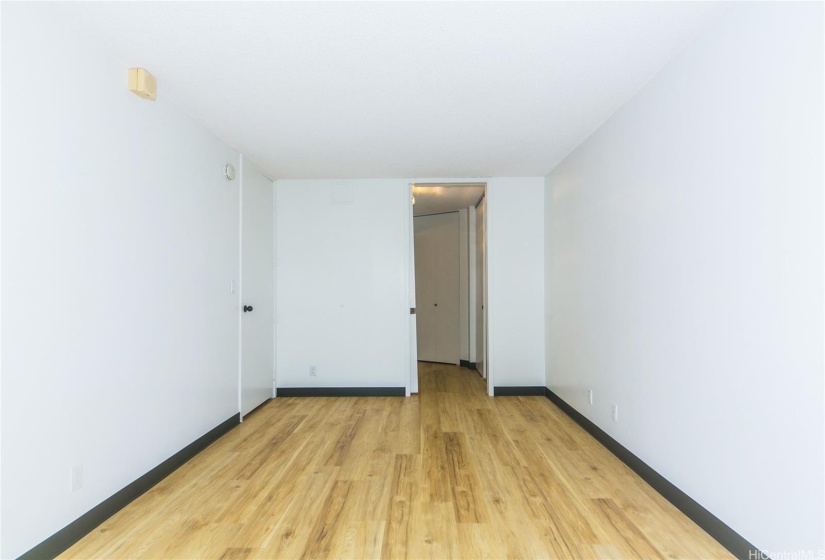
18;413;241;560
494;386;546;396
459;359;477;369
277;387;405;397
544;388;759;560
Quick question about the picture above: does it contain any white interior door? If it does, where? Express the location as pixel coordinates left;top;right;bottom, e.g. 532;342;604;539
475;196;486;378
414;212;460;364
240;156;274;418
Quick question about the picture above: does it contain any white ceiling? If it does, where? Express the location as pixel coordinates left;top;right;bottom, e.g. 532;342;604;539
413;184;485;217
51;2;725;180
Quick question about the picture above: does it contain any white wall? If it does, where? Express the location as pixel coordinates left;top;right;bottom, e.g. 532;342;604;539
0;5;243;558
545;3;823;555
275;177;546;393
275;179;410;388
487;177;545;390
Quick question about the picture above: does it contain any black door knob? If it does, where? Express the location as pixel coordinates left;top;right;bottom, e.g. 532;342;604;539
243;305;253;313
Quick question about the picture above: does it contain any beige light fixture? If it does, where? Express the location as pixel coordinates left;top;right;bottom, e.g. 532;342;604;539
128;68;157;101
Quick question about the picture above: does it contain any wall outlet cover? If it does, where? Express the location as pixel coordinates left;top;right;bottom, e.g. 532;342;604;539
71;465;83;492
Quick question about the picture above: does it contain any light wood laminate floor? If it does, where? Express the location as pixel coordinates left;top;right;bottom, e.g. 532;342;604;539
62;363;732;559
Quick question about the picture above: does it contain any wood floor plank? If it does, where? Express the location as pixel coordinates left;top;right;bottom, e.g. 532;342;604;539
300;480;353;560
219;548;254;560
455;524;506;560
257;467;340;559
380;453;418;559
421;421;453;503
443;432;489;524
589;497;667;559
234;414;307;480
322;410;366;468
328;520;384;560
405;501;461;559
474;407;526;467
61;363;734;560
510;465;577;559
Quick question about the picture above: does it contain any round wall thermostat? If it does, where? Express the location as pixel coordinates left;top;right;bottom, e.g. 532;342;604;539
224;163;236;181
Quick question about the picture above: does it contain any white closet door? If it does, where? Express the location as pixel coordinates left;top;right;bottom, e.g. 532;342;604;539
414;212;460;364
240;158;274;418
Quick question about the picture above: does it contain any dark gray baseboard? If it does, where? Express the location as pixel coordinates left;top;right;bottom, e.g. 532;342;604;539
459;359;477;369
544;388;759;560
278;387;405;397
493;386;546;396
18;413;241;560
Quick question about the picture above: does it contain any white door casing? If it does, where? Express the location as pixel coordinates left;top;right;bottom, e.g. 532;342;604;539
475;196;486;379
408;184;418;394
468;206;477;364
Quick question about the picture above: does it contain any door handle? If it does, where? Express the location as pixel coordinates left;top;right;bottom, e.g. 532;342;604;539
243;305;254;313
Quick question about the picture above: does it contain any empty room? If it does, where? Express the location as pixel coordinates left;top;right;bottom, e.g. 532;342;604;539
1;2;822;559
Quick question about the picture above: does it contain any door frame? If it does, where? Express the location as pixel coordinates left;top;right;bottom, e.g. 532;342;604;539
475;190;490;396
473;193;489;391
405;180;490;396
406;181;416;396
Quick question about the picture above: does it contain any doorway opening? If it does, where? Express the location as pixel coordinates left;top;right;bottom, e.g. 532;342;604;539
409;183;488;395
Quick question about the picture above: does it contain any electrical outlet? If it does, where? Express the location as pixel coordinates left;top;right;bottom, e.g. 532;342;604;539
71;465;83;492
587;388;593;405
611;404;618;422
309;365;317;377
